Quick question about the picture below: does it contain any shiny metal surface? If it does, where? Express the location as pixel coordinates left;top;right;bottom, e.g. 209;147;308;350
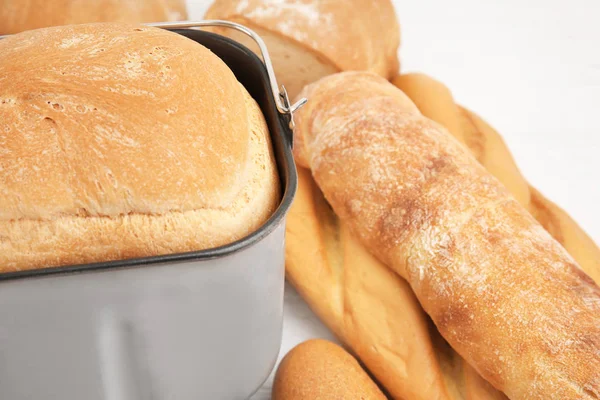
0;224;285;400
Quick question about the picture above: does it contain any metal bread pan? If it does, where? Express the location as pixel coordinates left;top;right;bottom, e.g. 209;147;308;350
0;21;301;400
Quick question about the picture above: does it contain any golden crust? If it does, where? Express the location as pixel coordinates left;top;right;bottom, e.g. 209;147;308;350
0;0;187;34
393;73;600;285
294;71;600;400
272;339;386;400
0;24;280;271
205;0;400;79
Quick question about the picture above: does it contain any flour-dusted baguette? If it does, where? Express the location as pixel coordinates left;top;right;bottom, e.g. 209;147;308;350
287;166;507;400
393;73;600;285
394;75;600;397
293;71;600;400
0;0;187;34
204;0;400;98
272;340;387;400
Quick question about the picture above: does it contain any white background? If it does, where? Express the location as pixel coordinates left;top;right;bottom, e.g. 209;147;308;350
185;1;600;398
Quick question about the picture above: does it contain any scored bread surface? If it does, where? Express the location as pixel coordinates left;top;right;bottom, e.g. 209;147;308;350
0;23;280;271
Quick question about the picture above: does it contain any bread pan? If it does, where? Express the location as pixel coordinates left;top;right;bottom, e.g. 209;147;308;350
0;21;302;400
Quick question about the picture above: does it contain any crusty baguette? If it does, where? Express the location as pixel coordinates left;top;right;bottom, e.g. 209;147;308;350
272;339;386;400
395;73;600;399
0;0;187;34
204;0;400;99
293;71;600;400
287;166;507;400
392;73;600;285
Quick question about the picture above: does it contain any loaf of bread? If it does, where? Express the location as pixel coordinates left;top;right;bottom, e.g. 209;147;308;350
287;166;507;400
286;72;597;400
0;23;280;272
393;73;600;285
273;340;386;400
0;0;187;34
293;71;600;400
204;0;400;99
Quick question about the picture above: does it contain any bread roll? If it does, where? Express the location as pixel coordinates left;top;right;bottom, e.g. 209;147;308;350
0;23;280;272
272;339;386;400
287;166;508;400
293;71;600;400
393;73;600;285
204;0;400;99
0;0;187;34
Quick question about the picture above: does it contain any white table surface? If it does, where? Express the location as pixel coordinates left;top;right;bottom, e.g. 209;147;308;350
185;1;600;398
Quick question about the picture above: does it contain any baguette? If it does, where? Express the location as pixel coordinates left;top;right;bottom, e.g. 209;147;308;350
293;71;600;400
392;73;600;284
272;339;386;400
287;166;507;400
204;0;400;99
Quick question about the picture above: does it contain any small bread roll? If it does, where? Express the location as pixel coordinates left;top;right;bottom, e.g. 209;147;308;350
272;340;386;400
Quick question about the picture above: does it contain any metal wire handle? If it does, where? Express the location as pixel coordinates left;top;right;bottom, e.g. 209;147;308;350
149;20;307;130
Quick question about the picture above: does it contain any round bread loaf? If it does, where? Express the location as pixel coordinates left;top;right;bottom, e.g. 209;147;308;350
0;0;187;35
205;0;400;99
0;23;280;272
272;340;386;400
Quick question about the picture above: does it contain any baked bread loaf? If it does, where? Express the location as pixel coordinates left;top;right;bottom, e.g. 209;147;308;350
287;166;508;400
272;339;386;400
293;71;600;400
0;0;187;34
287;71;598;400
393;73;600;285
204;0;400;99
0;23;280;272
